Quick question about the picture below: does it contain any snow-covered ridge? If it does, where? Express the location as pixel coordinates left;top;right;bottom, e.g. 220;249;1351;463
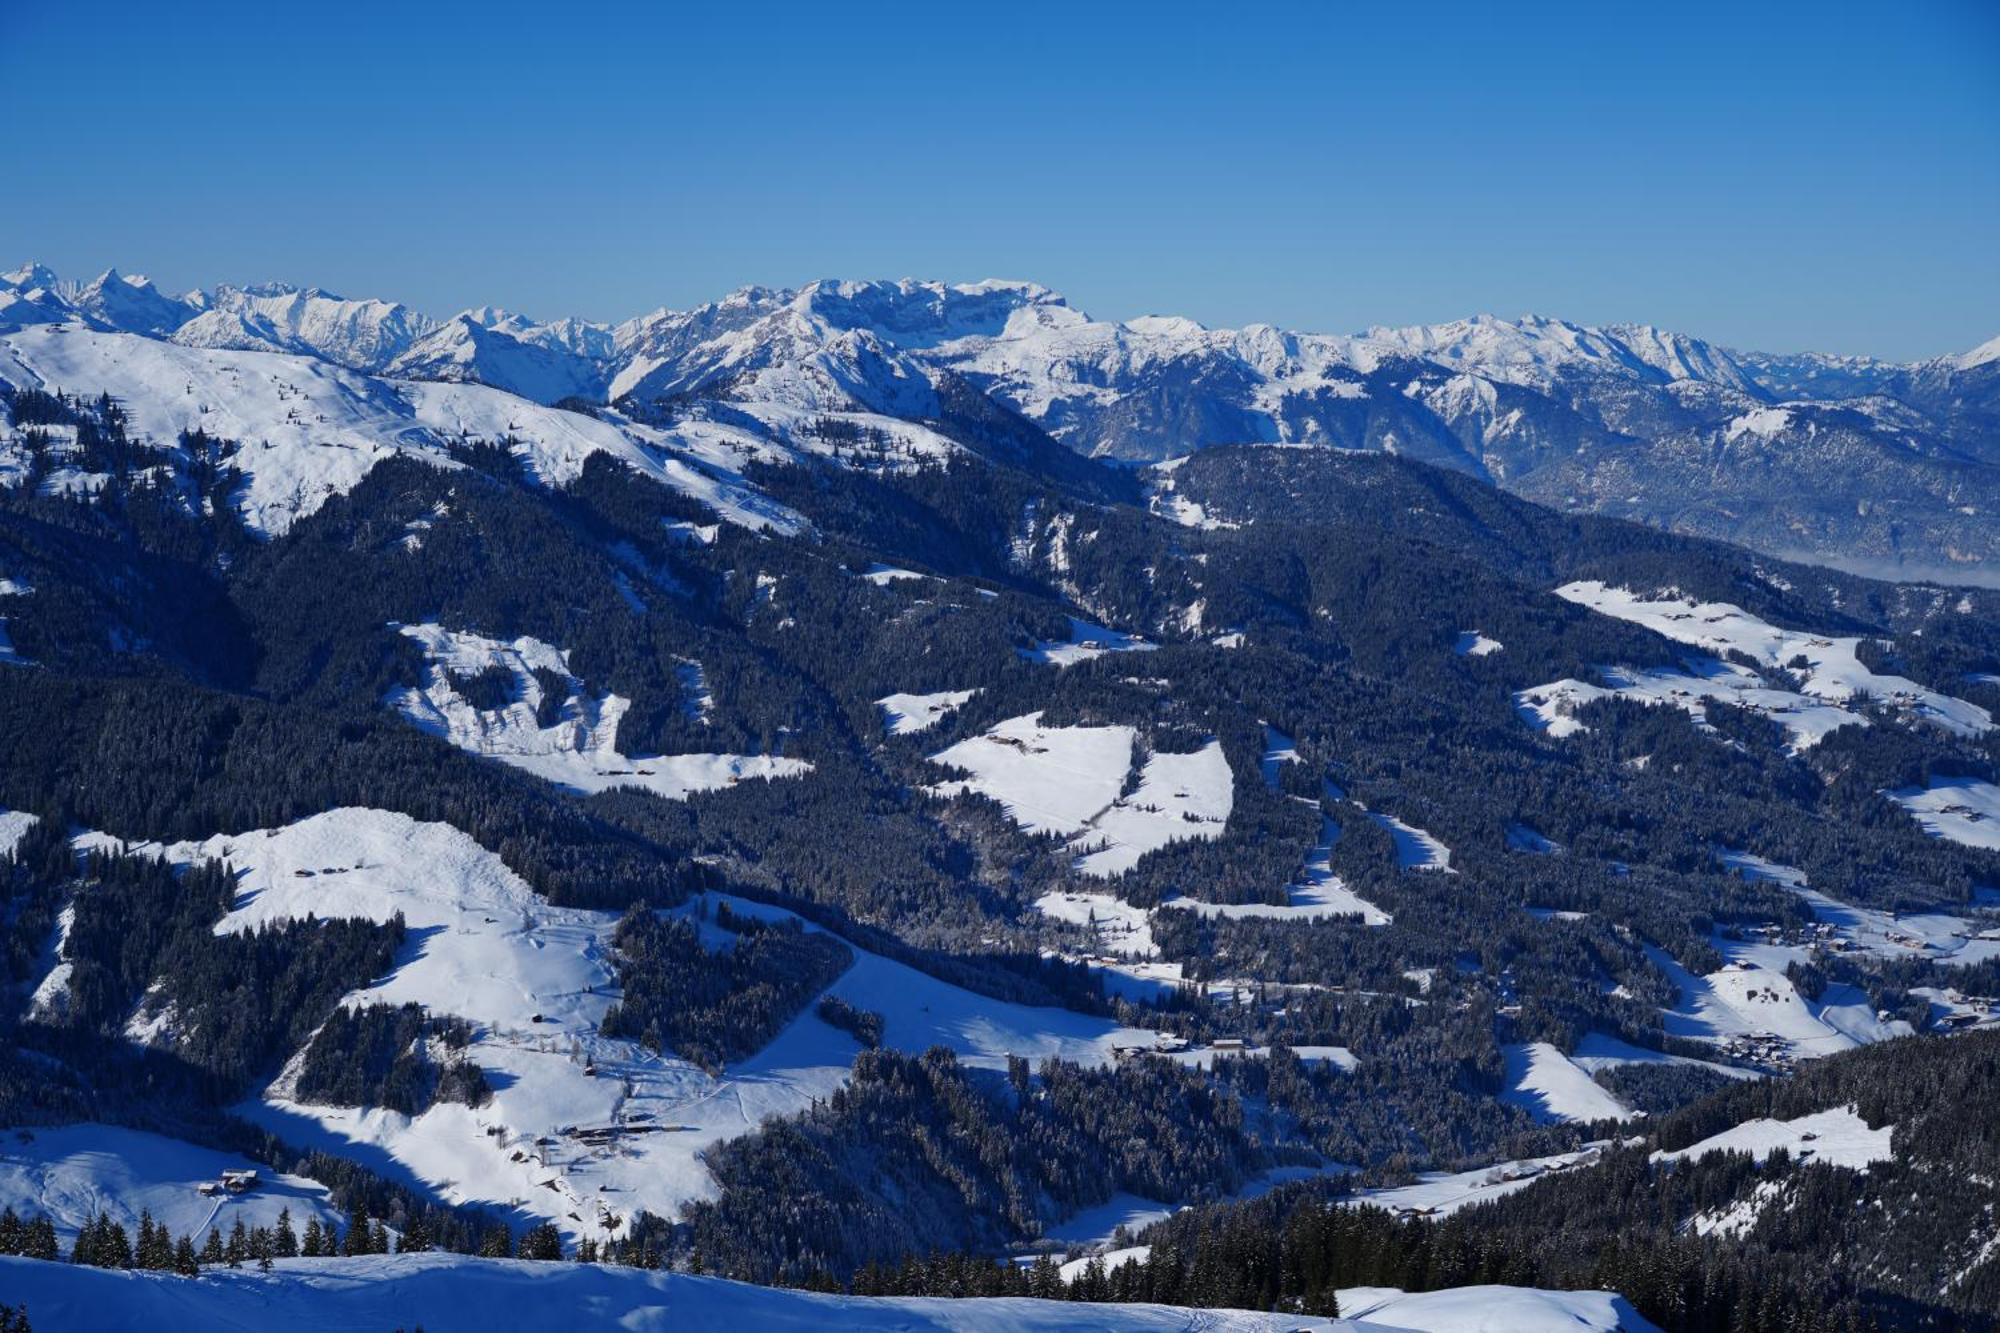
0;326;799;536
389;623;812;800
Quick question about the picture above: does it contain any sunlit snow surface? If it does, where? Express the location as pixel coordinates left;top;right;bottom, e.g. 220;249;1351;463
1888;776;2000;851
390;623;811;800
0;1254;1656;1332
877;688;979;736
0;1124;339;1249
1499;1043;1634;1124
1652;1105;1893;1171
928;712;1234;876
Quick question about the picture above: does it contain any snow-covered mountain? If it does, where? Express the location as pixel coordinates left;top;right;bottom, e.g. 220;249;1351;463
1;260;1994;572
170;282;435;369
387;314;607;404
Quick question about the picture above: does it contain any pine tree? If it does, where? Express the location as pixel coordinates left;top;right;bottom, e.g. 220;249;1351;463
201;1227;224;1265
174;1234;199;1277
301;1217;324;1258
344;1204;371;1257
275;1207;298;1258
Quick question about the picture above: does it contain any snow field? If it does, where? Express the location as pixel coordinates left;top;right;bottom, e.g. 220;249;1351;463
0;326;800;536
928;713;1236;875
1499;1043;1634;1124
1651;1105;1893;1171
1019;617;1158;667
0;1253;1656;1332
1888;777;2000;852
0;1124;339;1249
877;688;979;736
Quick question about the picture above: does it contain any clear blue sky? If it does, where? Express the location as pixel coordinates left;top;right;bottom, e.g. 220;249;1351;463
3;0;1995;359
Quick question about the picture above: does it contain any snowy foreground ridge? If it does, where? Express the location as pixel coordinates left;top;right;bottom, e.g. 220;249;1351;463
0;1254;1657;1332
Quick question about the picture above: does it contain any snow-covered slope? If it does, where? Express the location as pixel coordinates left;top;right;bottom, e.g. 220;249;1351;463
1500;1043;1634;1125
1556;582;1992;737
386;315;605;404
89;809;1151;1241
1888;777;2000;851
1652;1105;1893;1170
172;282;433;369
0;1124;338;1248
0;326;799;535
0;1253;1655;1333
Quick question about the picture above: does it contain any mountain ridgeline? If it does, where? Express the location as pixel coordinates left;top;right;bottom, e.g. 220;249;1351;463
3;262;1997;575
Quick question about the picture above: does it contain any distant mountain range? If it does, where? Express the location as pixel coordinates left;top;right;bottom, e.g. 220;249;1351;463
4;263;1995;576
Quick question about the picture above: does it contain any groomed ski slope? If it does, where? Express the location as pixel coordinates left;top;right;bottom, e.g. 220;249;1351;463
390;623;812;799
110;809;1152;1242
0;1253;1657;1332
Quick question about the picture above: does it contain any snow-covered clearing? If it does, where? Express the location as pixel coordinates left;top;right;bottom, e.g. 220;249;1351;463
100;809;1149;1243
1565;1032;1758;1083
1454;631;1503;657
0;1124;338;1248
857;562;927;586
0;808;36;859
0;1253;1654;1332
1499;1043;1634;1124
1556;582;1991;737
929;714;1234;875
877;688;979;736
1642;941;1908;1064
1652;1106;1893;1171
1365;811;1454;873
1342;1146;1610;1218
1515;659;1857;750
1258;725;1300;789
1716;845;2000;966
1034;891;1159;958
390;623;811;799
1019;617;1158;667
1067;740;1233;877
1888;777;2000;852
929;713;1137;836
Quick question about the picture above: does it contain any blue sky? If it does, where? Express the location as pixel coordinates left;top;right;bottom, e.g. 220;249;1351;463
3;0;1995;358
